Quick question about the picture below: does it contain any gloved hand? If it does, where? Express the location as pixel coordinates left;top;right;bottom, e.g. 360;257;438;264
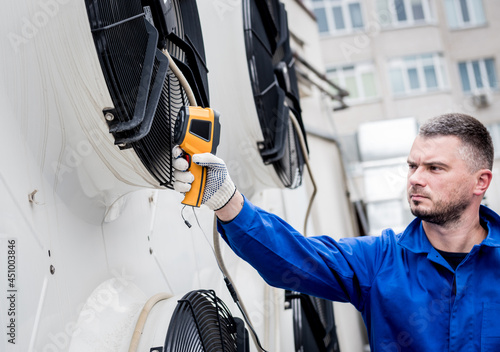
172;146;236;210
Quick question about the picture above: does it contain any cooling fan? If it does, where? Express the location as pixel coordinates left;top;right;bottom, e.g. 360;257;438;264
84;0;208;188
164;289;248;352
68;282;249;351
243;0;308;188
286;291;341;352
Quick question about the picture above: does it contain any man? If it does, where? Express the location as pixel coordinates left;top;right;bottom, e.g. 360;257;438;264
173;113;499;351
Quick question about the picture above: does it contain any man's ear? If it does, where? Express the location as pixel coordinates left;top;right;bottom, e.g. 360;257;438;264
474;169;493;196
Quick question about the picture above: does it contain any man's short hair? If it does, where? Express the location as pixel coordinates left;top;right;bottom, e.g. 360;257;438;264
419;113;494;171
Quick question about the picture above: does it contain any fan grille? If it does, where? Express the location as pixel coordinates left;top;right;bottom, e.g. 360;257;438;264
85;0;208;188
164;290;238;352
243;0;308;188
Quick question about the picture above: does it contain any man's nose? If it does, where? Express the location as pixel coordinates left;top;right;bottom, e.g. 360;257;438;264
408;167;426;187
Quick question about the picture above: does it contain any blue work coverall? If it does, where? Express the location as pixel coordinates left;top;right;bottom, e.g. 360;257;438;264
218;196;500;351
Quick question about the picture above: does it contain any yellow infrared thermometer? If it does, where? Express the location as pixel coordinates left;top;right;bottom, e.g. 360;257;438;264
173;106;221;207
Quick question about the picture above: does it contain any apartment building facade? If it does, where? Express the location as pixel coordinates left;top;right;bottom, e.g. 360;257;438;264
310;0;499;132
304;0;500;234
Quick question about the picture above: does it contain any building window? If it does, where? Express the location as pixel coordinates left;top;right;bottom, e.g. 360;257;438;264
388;53;448;96
327;63;378;103
458;58;498;93
309;0;364;35
376;0;434;27
444;0;486;29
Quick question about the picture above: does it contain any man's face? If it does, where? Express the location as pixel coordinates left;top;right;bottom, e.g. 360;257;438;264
406;135;476;225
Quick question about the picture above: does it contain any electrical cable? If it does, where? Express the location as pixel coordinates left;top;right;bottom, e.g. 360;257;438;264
288;110;317;237
212;215;269;352
128;293;173;352
161;48;197;107
181;204;192;228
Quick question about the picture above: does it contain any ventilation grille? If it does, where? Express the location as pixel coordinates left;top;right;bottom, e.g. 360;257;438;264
243;0;308;188
85;0;208;187
164;290;238;352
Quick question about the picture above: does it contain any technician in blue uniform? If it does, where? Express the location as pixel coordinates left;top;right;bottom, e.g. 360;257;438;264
173;113;499;351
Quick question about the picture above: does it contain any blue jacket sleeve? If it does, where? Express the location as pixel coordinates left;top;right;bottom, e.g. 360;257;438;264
217;196;391;311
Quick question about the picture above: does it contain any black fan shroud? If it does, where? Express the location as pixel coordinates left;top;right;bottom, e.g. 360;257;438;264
85;0;209;188
243;0;308;189
286;291;341;352
164;290;240;352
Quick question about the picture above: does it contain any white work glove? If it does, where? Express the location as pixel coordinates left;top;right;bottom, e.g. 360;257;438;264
172;146;236;210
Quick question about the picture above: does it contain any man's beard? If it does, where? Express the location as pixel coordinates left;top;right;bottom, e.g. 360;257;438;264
409;189;470;226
